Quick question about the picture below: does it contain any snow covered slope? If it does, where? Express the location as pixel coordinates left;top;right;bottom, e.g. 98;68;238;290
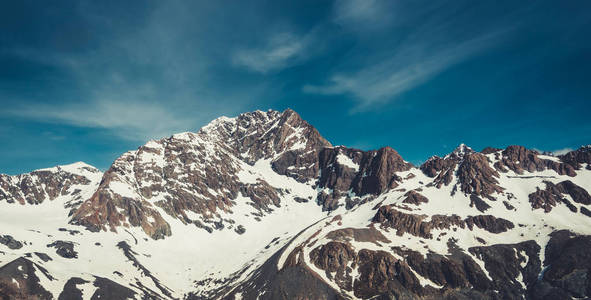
1;109;590;299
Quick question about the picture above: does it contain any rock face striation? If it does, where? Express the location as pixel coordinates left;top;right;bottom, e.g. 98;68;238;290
70;109;332;239
0;162;101;206
315;146;413;210
0;109;590;300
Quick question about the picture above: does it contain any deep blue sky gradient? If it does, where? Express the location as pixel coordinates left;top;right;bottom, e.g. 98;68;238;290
1;0;590;174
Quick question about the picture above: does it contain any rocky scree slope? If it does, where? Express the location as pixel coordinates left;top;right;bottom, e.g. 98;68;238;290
0;109;590;300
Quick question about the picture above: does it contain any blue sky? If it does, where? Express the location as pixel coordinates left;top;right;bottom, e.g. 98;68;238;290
1;0;590;174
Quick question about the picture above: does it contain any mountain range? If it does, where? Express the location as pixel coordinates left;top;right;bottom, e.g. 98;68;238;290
1;109;590;300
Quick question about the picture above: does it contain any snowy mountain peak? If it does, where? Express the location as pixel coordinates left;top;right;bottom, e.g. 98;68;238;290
34;161;97;173
198;115;237;136
1;109;590;300
0;161;102;206
448;143;474;158
67;108;333;240
35;161;102;181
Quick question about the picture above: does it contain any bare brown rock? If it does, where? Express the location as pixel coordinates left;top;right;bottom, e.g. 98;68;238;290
309;241;356;274
480;147;502;155
46;241;78;259
316;146;413;210
420;145;504;201
0;167;97;205
469;194;491;212
401;190;429;205
495;145;576;176
0;257;53;300
373;205;514;238
465;215;515;233
325;227;391;245
456;153;504;198
559;145;591;170
529;180;591;212
372;205;431;238
420;155;458;188
239;181;281;212
354;249;421;299
309;241;356;291
309;242;423;299
469;240;541;298
531;231;591;298
372;205;465;239
71;183;171;239
70;109;333;238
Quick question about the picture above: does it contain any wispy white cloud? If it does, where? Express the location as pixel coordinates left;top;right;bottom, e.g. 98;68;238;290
8;99;196;141
232;32;312;73
302;0;518;112
232;1;393;74
304;23;509;111
1;2;258;142
332;0;392;29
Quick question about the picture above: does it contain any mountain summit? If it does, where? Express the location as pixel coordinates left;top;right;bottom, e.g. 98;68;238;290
1;109;590;299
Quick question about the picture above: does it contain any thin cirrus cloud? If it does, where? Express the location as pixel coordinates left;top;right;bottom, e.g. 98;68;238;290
303;29;509;111
9;99;196;142
303;0;516;112
232;32;312;74
232;1;390;74
332;0;393;29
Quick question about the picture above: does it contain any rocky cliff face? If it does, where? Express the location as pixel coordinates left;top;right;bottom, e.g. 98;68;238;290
559;145;591;170
494;145;577;176
315;146;413;210
421;144;505;201
0;162;101;206
69;109;415;239
1;109;590;300
71;109;332;239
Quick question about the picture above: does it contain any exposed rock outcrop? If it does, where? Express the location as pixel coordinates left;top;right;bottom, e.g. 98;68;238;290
0;162;100;205
310;239;542;299
0;257;53;300
354;249;421;299
530;231;591;299
470;194;492;212
465;215;515;233
392;245;493;291
46;241;78;259
469;241;541;298
1;108;590;300
309;241;423;298
401;190;429;205
90;276;138;300
215;243;344;300
372;206;464;239
71;186;172;239
373;205;515;237
420;155;459;188
495;145;576;176
316;146;413;210
0;235;23;250
421;144;504;200
529;180;591;212
559;145;591;170
325;227;391;245
455;152;503;199
70;109;331;238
